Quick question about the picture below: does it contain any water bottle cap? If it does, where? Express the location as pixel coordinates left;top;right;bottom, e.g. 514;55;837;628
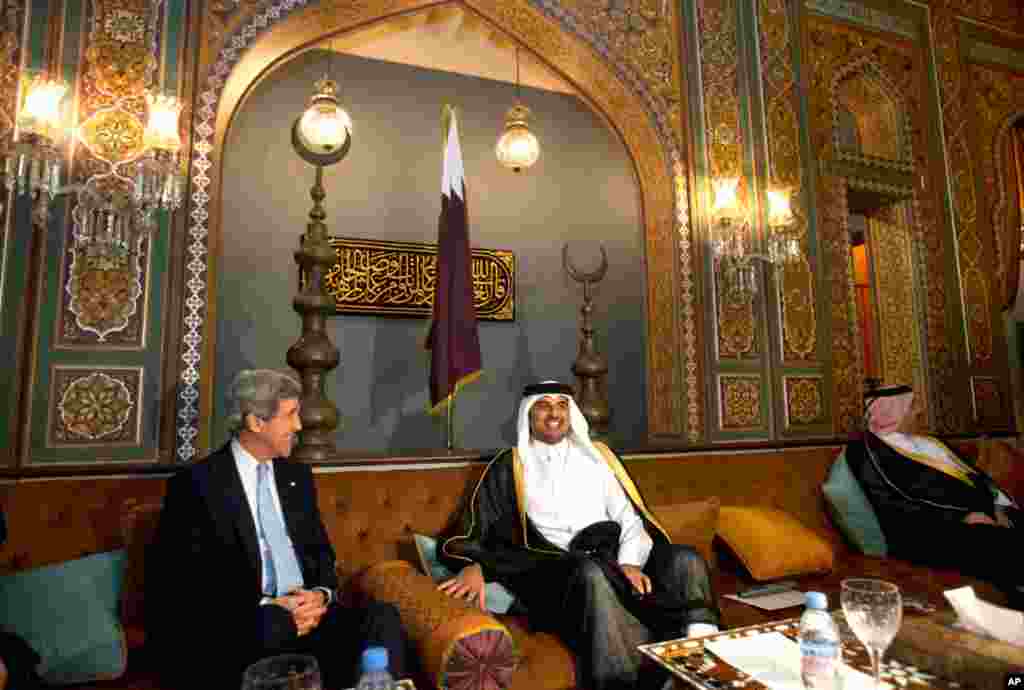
361;646;389;672
805;591;828;610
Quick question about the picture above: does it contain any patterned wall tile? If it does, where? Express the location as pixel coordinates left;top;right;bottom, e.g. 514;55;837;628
48;366;143;447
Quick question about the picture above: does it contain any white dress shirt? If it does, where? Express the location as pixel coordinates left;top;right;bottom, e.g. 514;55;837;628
231;440;333;604
521;438;653;567
233;440;292;595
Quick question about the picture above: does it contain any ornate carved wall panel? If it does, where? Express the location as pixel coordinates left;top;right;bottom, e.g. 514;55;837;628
697;0;759;361
969;64;1024;314
806;17;951;434
782;375;825;427
867;208;923;396
759;0;815;364
817;171;861;433
0;1;20;161
55;236;151;347
718;374;763;430
0;0;22;269
932;4;993;376
56;0;163;350
946;0;1024;35
970;376;1008;428
176;0;693;458
47;366;143;447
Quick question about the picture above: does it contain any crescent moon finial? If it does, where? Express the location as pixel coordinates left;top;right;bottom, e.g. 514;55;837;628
563;243;608;284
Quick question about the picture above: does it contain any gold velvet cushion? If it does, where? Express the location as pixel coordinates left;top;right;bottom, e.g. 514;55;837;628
649;498;720;565
717;506;834;581
355;560;518;690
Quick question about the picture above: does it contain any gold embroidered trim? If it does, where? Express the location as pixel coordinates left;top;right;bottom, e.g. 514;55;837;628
511;448;563;555
440;449;512;565
593;442;671;541
879;434;976;486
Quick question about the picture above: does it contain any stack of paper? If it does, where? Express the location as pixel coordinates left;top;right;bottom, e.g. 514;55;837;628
944;586;1024;647
704;632;886;690
722;590;806;611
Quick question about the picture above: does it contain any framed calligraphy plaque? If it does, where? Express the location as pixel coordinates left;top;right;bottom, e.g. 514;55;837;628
313;237;516;321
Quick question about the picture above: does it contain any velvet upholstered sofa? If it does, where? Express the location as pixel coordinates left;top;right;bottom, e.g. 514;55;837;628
1;440;1021;690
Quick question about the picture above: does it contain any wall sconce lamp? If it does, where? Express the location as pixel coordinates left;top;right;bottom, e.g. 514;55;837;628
765;186;801;266
1;69;184;257
2;74;69;225
710;178;802;299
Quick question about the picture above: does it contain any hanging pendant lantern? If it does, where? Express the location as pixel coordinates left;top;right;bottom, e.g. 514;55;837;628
495;45;539;172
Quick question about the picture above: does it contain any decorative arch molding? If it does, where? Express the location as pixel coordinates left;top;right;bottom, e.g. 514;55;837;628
828;53;913;172
806;18;952;433
174;0;699;460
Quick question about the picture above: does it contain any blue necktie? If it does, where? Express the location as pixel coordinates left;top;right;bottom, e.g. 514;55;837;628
256;463;304;596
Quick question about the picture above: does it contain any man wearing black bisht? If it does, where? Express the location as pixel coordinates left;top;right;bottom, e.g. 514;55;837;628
843;383;1023;607
436;381;720;690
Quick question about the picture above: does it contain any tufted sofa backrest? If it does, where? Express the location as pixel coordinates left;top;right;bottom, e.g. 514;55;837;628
315;465;485;580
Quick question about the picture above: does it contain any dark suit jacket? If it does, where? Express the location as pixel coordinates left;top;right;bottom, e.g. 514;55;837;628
147;442;337;684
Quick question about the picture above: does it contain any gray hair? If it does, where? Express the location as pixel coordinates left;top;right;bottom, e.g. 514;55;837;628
225;369;302;435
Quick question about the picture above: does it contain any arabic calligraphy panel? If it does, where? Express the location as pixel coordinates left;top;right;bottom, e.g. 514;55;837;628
317;237;515;320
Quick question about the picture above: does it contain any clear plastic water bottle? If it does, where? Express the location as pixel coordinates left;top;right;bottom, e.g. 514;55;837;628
355;646;394;690
799;591;840;690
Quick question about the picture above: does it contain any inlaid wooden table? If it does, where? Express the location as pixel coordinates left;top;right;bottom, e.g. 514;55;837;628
640;614;989;690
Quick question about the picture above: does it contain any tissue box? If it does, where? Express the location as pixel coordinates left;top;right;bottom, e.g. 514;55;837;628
889;612;1024;690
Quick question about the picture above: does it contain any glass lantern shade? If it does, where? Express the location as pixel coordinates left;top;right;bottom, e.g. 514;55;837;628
144;93;183;152
711;177;742;220
296;79;352;156
495;104;540;172
17;75;68;143
766;187;794;227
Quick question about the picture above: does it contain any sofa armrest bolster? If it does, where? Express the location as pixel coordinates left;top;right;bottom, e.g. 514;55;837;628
353;560;518;690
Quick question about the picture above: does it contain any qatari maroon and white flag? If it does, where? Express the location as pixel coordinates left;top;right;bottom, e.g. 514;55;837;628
425;105;482;413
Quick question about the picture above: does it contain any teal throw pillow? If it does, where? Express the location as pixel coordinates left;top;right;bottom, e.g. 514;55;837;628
412;534;516;614
822;452;889;557
0;550;127;685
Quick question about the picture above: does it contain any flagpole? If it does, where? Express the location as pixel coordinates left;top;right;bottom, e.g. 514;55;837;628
447;392;456;451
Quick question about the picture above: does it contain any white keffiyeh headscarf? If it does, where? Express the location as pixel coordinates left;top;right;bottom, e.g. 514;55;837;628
515;380;606;467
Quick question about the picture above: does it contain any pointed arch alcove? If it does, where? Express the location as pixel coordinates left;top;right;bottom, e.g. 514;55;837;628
829;54;928;429
171;0;695;460
805;18;956;435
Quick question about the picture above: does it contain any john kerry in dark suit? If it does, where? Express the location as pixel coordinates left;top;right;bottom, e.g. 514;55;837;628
148;369;407;688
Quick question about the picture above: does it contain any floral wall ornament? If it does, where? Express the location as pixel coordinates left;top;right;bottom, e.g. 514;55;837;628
784;376;825;427
52;369;140;444
64;228;145;342
49;0;182;348
77;106;148;163
719;374;763;430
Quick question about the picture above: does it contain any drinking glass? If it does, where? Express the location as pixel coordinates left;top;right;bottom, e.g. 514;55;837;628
840;578;902;689
241;654;322;690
